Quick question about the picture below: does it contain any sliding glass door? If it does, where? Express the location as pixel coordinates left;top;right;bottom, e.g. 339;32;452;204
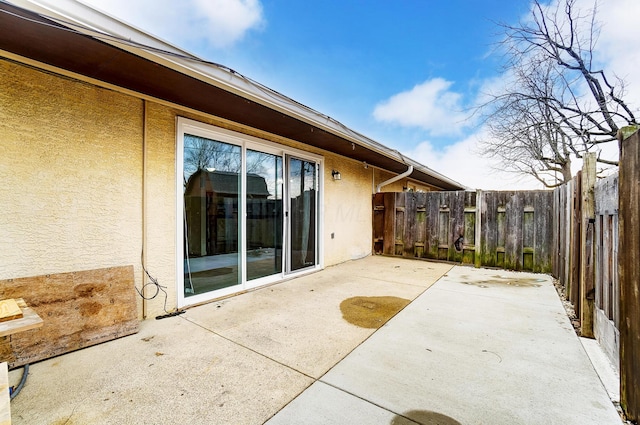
178;119;321;306
288;157;318;272
182;134;241;297
246;149;283;281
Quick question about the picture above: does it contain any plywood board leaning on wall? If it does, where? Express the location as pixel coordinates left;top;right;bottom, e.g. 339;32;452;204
0;266;139;368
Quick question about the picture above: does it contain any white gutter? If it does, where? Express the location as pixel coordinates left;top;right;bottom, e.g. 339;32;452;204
376;165;414;193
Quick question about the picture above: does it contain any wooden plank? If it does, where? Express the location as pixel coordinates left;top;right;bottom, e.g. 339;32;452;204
0;300;22;323
595;214;604;313
522;196;535;272
461;191;477;265
437;192;450;260
570;173;582;316
425;193;440;259
463;209;476;264
534;191;554;273
0;307;43;339
504;192;523;270
552;187;561;277
561;182;569;291
449;191;465;263
612;213;620;330
382;192;396;255
0;362;10;425
372;193;385;254
474;190;482;267
403;192;416;257
481;191;498;268
414;192;427;258
580;152;597;338
395;193;406;256
0;266;139;368
594;173;620;332
618;128;640;422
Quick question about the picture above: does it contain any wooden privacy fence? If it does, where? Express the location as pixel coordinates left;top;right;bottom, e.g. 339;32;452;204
373;190;553;273
371;128;640;421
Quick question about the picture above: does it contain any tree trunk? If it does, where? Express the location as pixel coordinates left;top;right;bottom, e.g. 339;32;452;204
561;160;572;184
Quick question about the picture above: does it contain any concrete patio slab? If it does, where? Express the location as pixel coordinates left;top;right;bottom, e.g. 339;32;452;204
266;381;421;425
7;256;452;424
7;258;621;424
185;257;452;378
9;313;313;425
269;266;621;425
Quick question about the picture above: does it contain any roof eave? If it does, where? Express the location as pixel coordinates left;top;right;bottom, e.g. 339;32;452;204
2;0;466;191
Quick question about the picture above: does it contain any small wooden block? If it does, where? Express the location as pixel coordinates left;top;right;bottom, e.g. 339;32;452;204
0;300;22;323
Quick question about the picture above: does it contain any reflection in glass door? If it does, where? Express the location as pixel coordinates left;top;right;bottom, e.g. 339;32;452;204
179;118;322;306
288;157;317;271
183;134;241;297
246;150;283;281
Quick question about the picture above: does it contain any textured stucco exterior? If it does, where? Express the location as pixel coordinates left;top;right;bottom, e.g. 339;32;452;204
2;58;410;318
0;59;145;305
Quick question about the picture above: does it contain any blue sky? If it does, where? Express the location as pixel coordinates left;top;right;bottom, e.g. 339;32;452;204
81;0;640;189
231;1;529;147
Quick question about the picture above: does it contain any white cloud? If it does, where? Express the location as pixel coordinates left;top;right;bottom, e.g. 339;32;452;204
597;0;640;109
407;132;544;191
192;0;264;47
373;78;470;136
80;0;264;48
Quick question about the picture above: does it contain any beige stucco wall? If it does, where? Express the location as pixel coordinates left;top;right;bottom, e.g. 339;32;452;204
0;60;144;304
323;153;375;264
1;57;439;318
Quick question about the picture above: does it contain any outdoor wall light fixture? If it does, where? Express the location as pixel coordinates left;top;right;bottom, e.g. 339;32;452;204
332;170;342;180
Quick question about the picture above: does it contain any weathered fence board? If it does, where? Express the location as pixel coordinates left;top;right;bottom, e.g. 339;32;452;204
570;171;582;316
619;129;640;422
372;190;553;272
552;181;572;293
580;153;597;338
594;172;620;370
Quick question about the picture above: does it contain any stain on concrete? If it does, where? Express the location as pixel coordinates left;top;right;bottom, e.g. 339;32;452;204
391;409;462;425
340;296;410;329
459;274;545;288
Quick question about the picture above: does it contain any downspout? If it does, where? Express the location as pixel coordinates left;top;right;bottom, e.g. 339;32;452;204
376;165;413;193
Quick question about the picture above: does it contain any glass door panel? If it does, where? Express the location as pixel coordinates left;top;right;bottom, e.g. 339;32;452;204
288;157;317;271
246;149;283;281
183;134;241;297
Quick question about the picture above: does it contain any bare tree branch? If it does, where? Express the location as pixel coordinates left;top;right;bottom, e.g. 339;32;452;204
479;0;638;185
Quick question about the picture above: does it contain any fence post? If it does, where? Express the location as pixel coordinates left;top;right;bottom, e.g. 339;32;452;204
475;190;482;268
580;153;596;338
618;126;640;422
